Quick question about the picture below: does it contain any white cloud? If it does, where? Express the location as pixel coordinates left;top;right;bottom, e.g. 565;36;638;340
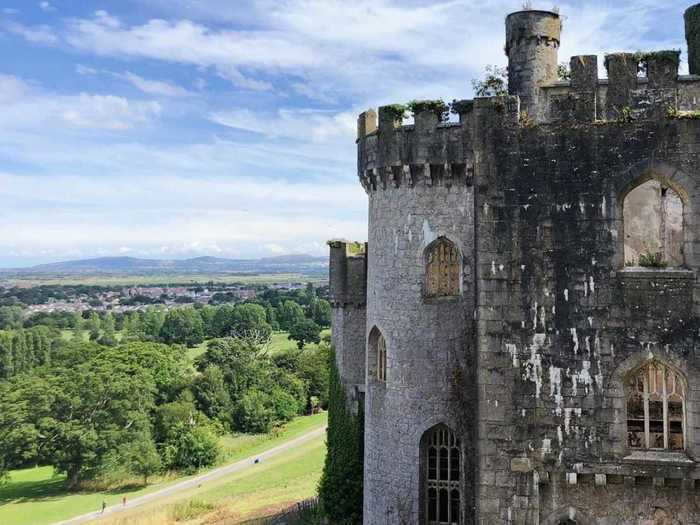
209;108;355;143
0;170;367;261
0;74;162;131
39;1;54;12
75;64;99;75
118;71;192;97
2;21;57;44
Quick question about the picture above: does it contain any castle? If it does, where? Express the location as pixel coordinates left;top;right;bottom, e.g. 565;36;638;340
329;4;700;525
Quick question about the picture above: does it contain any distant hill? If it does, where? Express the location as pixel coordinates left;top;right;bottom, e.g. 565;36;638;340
2;254;328;276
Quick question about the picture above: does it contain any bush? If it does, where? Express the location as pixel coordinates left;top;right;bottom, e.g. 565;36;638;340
318;349;363;524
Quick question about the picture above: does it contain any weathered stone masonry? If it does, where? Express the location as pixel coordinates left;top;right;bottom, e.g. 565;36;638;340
331;5;700;524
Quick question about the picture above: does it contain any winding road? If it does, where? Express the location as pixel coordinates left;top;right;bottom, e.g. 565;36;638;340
53;425;327;525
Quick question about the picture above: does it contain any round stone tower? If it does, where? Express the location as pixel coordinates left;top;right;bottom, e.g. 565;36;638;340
505;9;562;118
685;4;700;75
356;101;485;523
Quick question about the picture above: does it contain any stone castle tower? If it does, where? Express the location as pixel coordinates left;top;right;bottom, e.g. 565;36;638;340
330;5;700;524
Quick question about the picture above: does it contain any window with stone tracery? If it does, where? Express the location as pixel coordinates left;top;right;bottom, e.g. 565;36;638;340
424;425;461;525
425;237;461;298
626;362;686;451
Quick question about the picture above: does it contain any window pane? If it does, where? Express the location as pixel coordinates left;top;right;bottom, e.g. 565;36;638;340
450;489;461;524
450;447;460;481
428;488;437;521
439;489;449;522
428;447;437;480
439;447;449;480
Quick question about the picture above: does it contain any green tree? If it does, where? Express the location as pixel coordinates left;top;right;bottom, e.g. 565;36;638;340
0;306;23;330
122;434;161;485
99;312;117;346
276;300;305;331
142;308;166;341
235;389;276;433
319;348;363;524
309;299;332;327
231;304;271;340
161;422;218;472
192;365;234;427
288;319;321;349
0;353;156;489
472;65;508;97
160;308;204;347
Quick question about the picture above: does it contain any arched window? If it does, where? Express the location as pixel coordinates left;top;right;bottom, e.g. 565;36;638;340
623;179;684;267
425;237;461;298
626;361;686;450
423;425;461;525
368;327;387;384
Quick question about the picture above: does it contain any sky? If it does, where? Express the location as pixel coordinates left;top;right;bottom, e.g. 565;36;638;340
0;0;693;267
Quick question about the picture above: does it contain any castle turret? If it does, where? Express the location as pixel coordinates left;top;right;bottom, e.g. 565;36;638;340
685;4;700;74
505;9;562;119
328;240;367;410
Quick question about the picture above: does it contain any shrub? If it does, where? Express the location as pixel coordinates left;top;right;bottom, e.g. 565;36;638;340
638;251;668;268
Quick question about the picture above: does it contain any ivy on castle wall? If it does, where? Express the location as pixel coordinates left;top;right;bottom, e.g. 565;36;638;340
318;348;364;525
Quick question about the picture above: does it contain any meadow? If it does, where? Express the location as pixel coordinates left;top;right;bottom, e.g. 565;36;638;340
0;413;327;525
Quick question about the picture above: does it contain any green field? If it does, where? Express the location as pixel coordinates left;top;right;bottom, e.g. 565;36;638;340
95;432;326;525
0;413;327;525
1;273;326;287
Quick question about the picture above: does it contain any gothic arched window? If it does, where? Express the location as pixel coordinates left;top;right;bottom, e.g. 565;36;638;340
623;179;684;268
368;327;387;384
423;425;461;524
626;361;686;450
425;237;461;298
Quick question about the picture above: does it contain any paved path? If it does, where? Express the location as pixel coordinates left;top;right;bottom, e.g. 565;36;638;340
54;425;327;525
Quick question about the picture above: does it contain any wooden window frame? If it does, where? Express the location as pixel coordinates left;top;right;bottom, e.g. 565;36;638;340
425;237;461;300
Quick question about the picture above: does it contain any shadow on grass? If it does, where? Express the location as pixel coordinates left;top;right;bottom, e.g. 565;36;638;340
0;473;148;505
0;475;68;504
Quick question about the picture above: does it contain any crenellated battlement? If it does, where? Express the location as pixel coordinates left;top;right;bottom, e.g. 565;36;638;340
356;97;520;192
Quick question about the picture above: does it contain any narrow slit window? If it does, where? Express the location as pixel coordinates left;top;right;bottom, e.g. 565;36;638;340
368;327;387;385
626;362;686;451
425;237;461;298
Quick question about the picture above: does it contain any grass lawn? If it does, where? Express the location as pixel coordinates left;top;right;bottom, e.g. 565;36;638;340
95;432;326;525
0;413;327;525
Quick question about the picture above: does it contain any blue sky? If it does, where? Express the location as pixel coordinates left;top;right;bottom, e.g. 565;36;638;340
0;0;692;267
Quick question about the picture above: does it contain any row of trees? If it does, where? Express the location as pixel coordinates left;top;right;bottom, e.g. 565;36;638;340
0;332;330;489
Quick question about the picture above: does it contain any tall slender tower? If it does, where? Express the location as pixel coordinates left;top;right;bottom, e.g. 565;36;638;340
505;10;562;119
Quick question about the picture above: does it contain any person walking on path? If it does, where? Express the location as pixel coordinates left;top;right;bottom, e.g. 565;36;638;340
101;501;107;514
122;497;127;506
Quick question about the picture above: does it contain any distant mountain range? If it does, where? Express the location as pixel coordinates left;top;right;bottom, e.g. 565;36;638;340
0;255;328;276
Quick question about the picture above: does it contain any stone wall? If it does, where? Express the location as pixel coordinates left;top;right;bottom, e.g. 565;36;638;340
341;5;700;525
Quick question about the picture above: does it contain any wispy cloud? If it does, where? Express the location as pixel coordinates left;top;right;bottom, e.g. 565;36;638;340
0;75;162;131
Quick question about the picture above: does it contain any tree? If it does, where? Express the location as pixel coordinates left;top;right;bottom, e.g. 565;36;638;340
288;319;321;349
160;309;204;347
231;304;271;340
276;300;305;331
472;65;508;97
319;348;363;524
0;353;156;489
161;422;218;472
0;306;23;330
309;299;332;327
122;434;161;485
192;365;233;427
98;312;117;346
